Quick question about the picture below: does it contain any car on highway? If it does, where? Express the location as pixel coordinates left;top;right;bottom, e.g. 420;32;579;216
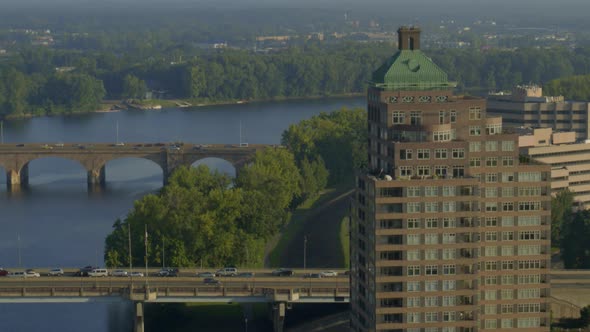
40;144;53;150
216;267;238;277
197;272;216;278
88;268;108;277
48;268;64;276
129;272;144;277
272;268;295;277
203;277;221;285
7;272;26;278
111;269;128;277
304;273;323;279
76;265;98;277
54;143;64;147
0;269;9;277
321;271;338;277
16;144;24;147
157;268;179;277
25;269;41;278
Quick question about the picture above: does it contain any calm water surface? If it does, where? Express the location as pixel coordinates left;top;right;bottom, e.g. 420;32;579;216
0;97;364;332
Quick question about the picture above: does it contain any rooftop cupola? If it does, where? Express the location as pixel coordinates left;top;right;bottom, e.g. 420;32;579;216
398;26;421;51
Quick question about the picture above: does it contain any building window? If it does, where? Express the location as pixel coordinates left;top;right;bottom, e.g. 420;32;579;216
486;157;498;167
410;111;422;125
425;218;438;228
469;141;481;152
408;265;420;276
407;281;420;292
502;231;515;241
407;218;420;229
442;280;456;291
502;275;514;285
407;250;420;260
486;232;498;241
417;149;430;160
502;187;514;197
502;261;515;270
402;96;415;103
425;280;438;291
518;172;542;182
469;126;481;136
443;248;456;260
442;186;455;197
502;156;514;167
443;311;456;322
485;319;498;329
417;166;431;177
399;149;413;160
518;216;541;226
502;319;514;328
485;140;498;151
450;110;457;123
502;246;514;256
518;201;542;211
432;130;451;142
406;297;420;307
443;218;456;228
485;276;498;285
485;304;497;314
469;107;482;120
407;234;420;245
435;148;448;159
485;173;498;183
519;231;541;240
425;249;438;260
435;165;448;177
485;202;498;212
424;186;437;197
442;233;456;244
519;187;542;197
425;265;438;275
400;166;413;177
443;201;456;212
425;233;438;244
407;202;421;213
502;202;514;211
392;111;405;124
485;217;498;226
439;110;446;124
451;148;465;159
443;264;456;275
502;173;515;182
407;187;420;197
407;312;420;323
502;304;514;313
486;124;502;135
485;187;498;198
501;140;515;151
470;157;481;167
502;216;515;226
485;246;498;257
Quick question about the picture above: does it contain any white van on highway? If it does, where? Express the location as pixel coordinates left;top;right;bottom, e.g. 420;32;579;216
88;268;108;277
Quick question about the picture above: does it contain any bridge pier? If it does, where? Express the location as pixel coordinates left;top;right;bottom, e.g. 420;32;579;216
87;166;106;189
134;302;145;332
6;166;28;192
271;302;286;332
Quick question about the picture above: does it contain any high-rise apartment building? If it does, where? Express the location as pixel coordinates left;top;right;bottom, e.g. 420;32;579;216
350;27;551;332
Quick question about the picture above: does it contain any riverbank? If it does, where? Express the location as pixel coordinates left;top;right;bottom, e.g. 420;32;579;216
0;93;364;121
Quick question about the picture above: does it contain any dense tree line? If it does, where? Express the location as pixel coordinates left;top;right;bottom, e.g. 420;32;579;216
544;74;590;100
5;43;590;118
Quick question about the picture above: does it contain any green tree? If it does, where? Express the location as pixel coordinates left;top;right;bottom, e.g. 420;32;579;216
551;189;575;246
561;210;590;269
122;74;148;99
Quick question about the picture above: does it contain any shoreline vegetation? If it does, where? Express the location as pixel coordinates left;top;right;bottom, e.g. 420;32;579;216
1;93;364;121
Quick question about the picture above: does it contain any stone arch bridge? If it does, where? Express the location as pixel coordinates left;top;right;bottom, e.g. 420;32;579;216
0;143;273;191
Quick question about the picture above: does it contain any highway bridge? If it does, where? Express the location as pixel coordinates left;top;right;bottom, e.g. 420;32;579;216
0;143;274;191
0;268;349;332
2;268;590;331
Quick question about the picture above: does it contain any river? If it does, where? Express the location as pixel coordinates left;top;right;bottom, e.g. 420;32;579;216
0;97;364;332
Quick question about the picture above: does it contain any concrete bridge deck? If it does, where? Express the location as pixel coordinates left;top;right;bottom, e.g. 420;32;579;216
0;143;275;190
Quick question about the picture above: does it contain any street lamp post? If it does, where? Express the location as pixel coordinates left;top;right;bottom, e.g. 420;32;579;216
144;224;149;289
128;221;133;287
303;235;307;272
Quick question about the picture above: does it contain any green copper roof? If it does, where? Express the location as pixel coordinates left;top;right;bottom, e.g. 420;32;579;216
371;50;456;90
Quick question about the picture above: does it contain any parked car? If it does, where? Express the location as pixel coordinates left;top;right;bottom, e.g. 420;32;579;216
129;272;144;277
272;268;295;277
111;269;128;277
197;272;216;278
321;271;338;277
48;268;64;276
216;267;238;277
88;268;108;277
158;268;179;277
203;277;221;285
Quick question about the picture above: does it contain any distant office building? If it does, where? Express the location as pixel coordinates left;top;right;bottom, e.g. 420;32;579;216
350;27;551;332
487;85;590;140
520;127;590;208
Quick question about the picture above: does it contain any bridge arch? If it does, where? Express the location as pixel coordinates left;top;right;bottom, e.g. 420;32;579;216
104;157;165;189
190;157;238;178
21;156;88;188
